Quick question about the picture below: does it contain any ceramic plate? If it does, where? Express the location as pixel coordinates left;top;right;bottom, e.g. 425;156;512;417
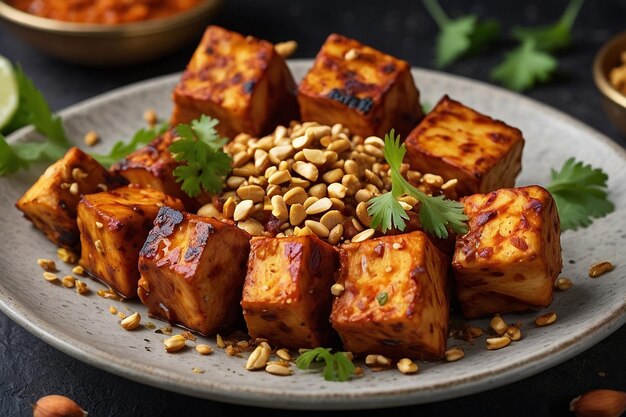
0;61;624;410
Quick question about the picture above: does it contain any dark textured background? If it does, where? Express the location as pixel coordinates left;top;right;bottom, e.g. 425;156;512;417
0;0;625;416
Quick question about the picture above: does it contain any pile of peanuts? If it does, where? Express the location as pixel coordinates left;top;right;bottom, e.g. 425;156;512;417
197;121;457;245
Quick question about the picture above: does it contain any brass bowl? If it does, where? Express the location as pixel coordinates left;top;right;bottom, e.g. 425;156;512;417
0;0;222;66
593;31;626;136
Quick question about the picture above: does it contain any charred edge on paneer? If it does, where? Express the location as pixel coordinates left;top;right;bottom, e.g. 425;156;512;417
138;206;251;335
77;185;184;298
110;129;208;211
171;25;299;138
405;95;525;197
241;235;339;349
331;231;449;360
16;147;126;250
452;186;562;318
298;33;423;138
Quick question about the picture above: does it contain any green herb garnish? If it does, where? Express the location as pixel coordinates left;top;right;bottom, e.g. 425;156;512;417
547;157;614;231
511;0;583;53
169;115;232;197
92;123;168;168
295;348;356;382
367;130;468;238
423;0;500;68
376;292;389;306
490;39;558;92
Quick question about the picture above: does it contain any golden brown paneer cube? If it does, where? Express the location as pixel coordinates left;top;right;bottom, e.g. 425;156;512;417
171;25;299;138
298;33;423;138
452;186;562;318
138;207;251;335
405;95;525;196
330;232;449;360
16;147;124;250
241;235;339;349
77;185;183;298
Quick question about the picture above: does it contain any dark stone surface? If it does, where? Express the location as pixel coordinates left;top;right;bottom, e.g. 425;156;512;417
0;0;624;416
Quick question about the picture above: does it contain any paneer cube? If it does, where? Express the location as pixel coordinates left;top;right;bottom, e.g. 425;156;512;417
330;232;449;360
298;33;423;138
405;95;525;196
77;185;183;298
138;207;251;335
111;130;203;210
241;235;339;349
452;186;562;318
16;147;124;250
171;25;299;138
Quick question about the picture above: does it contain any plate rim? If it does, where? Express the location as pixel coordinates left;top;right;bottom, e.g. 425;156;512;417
1;61;625;410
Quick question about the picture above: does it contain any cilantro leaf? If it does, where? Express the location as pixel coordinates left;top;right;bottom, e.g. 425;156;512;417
367;130;468;238
511;0;583;53
92;123;168;168
423;0;500;68
546;157;614;231
490;39;557;92
169;115;232;197
295;348;356;382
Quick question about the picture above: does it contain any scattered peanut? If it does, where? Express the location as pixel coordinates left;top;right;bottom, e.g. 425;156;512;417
163;334;186;352
589;261;615;278
33;395;87;417
120;312;141;330
535;312;557;327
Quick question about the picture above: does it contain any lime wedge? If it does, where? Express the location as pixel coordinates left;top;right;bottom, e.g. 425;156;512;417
0;55;19;131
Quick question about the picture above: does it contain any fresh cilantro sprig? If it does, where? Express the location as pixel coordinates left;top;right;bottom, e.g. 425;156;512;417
92;123;168;168
295;348;356;382
423;0;500;68
169;115;232;197
490;39;557;92
367;130;468;239
491;0;583;91
511;0;583;53
547;158;614;231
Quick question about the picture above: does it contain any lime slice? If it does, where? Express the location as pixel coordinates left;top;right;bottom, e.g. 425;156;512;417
0;55;19;131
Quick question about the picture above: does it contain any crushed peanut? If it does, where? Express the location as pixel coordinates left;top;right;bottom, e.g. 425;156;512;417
245;345;271;370
555;277;573;291
276;348;292;361
143;109;158;126
444;347;464;362
397;358;419;374
75;280;89;294
609;52;626;95
486;336;511;350
57;248;79;264
163;335;186;352
196;344;213;355
274;40;298;58
120;312;141;330
37;258;57;272
84;131;99;146
588;261;614;278
505;325;522;341
43;272;58;282
71;265;85;276
191;367;205;374
330;283;345;296
490;314;507;336
216;334;226;348
535;312;557;327
265;363;293;376
69;182;79;196
109;305;118;314
61;275;75;288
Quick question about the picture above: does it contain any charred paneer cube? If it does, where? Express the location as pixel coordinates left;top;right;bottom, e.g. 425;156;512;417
330;232;449;360
241;235;339;349
77;185;183;298
16;147;124;250
405;95;524;196
298;33;423;138
110;130;202;210
452;186;562;318
138;207;251;335
171;25;299;138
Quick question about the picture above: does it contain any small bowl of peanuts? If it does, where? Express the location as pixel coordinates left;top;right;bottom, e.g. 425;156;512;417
593;31;626;136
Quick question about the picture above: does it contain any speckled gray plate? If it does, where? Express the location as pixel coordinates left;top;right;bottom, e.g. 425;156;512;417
0;61;625;410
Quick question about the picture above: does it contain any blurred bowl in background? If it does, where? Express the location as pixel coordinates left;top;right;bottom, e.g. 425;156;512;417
0;0;222;66
593;31;626;136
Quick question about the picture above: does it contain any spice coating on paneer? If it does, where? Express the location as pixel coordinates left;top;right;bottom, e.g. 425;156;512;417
405;95;524;196
331;232;449;360
16;147;125;250
138;207;251;335
298;33;423;138
452;186;562;318
111;130;205;210
77;185;183;298
171;25;299;138
241;235;339;349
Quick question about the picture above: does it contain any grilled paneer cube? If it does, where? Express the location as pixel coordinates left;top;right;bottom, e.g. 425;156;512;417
241;235;339;349
77;186;183;298
330;232;449;360
298;33;423;138
171;25;299;138
138;207;251;335
16;147;124;250
452;186;562;318
110;130;201;210
405;96;524;196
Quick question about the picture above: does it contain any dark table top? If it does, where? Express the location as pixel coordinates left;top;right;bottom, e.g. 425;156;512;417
1;0;625;416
